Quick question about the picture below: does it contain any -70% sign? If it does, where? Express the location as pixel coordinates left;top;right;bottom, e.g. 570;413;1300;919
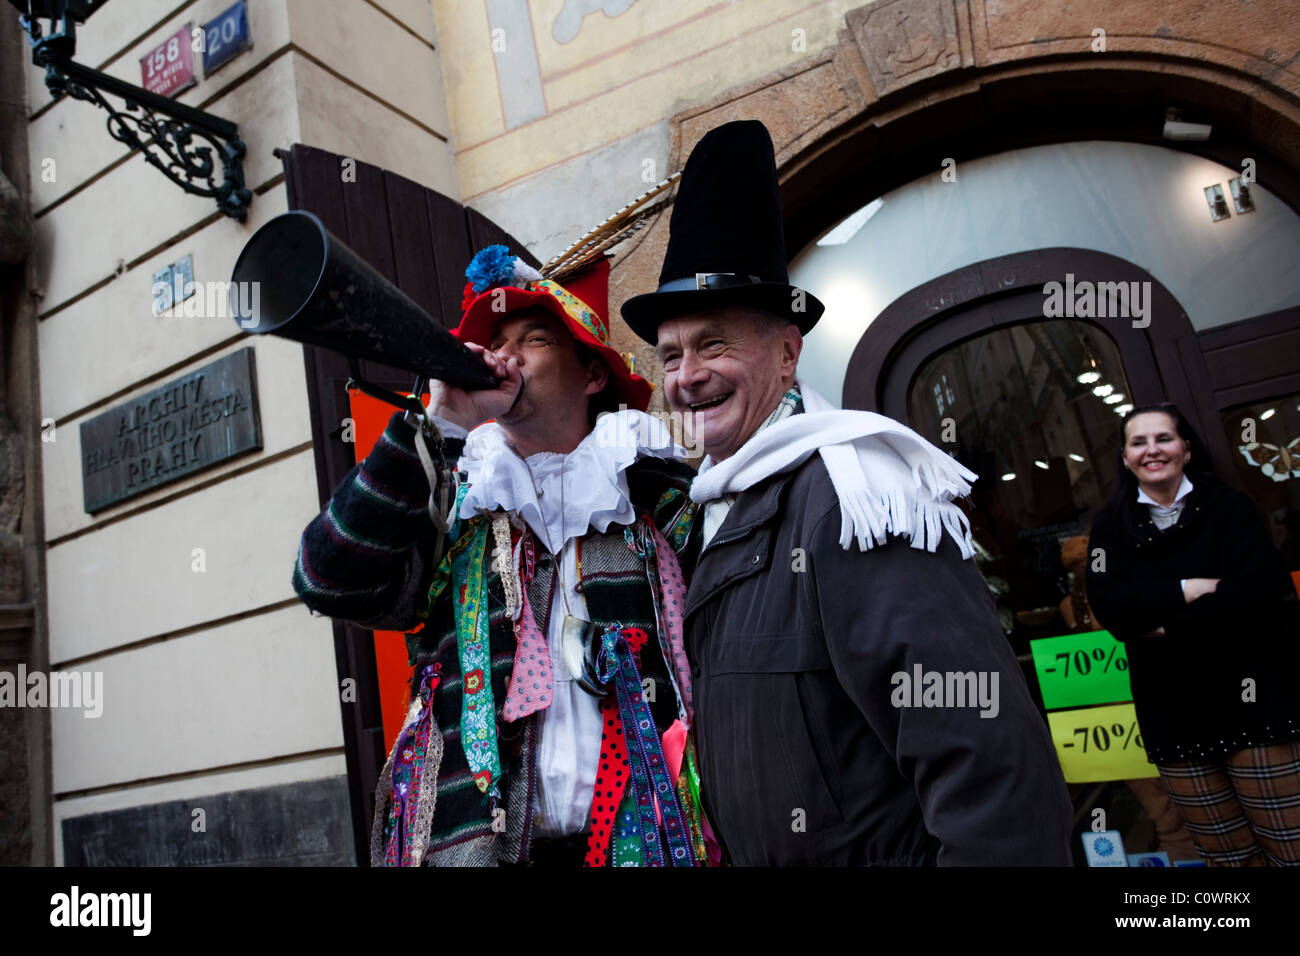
1031;630;1133;710
1051;643;1128;678
1067;719;1142;753
1048;703;1157;782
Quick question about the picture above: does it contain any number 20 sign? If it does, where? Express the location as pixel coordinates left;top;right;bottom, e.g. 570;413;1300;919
202;2;253;77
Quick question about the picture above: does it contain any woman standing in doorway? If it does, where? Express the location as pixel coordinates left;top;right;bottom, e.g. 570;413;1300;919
1087;403;1300;866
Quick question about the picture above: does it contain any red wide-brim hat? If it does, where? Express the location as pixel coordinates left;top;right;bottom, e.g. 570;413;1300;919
453;255;652;412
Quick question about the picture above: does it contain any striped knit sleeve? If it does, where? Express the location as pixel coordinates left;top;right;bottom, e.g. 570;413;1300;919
292;410;464;631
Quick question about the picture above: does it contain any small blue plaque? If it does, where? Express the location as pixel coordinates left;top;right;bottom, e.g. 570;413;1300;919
202;1;251;76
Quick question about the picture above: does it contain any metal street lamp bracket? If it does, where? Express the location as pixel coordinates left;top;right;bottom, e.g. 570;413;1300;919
16;4;253;222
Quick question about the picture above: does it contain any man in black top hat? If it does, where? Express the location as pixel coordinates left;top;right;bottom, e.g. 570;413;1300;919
622;120;1073;865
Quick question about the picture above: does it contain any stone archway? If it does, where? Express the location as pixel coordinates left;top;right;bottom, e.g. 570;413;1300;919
609;0;1300;378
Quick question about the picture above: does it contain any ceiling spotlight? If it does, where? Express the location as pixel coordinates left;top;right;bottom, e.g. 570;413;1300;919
1077;350;1100;385
1068;453;1085;462
1229;177;1255;215
1034;460;1049;470
1205;184;1231;222
1001;473;1016;481
1093;384;1114;397
1104;393;1125;405
1260;408;1276;420
1114;403;1134;416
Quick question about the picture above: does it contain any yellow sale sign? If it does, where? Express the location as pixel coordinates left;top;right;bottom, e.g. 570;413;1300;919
1047;702;1159;782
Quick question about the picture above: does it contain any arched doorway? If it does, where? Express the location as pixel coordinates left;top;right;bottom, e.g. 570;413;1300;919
839;249;1215;646
841;248;1235;477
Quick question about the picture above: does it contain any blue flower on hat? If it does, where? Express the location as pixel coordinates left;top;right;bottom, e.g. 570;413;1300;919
465;244;518;293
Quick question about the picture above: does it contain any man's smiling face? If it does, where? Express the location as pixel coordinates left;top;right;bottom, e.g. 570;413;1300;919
656;307;801;461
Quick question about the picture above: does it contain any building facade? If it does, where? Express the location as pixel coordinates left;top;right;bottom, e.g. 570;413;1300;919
2;0;1297;865
3;0;455;866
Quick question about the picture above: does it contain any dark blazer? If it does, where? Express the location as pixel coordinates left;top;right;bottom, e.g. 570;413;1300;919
1085;474;1300;764
685;455;1074;865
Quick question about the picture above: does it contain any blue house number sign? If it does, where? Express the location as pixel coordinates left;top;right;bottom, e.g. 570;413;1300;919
202;2;252;76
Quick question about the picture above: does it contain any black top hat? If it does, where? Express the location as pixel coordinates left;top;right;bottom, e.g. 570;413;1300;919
621;120;824;343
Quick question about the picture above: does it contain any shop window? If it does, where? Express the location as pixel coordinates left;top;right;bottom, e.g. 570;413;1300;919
1220;394;1300;576
907;321;1131;651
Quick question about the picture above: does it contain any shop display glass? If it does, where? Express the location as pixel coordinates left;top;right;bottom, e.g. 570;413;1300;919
907;321;1132;653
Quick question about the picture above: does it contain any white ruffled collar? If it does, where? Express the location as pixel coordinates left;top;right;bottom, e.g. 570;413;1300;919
458;409;687;554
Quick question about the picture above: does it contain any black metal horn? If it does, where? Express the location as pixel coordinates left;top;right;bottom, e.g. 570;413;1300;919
228;210;498;391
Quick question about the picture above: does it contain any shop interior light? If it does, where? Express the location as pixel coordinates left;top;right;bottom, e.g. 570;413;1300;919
1229;177;1255;215
1001;473;1016;481
1034;460;1049;470
1260;408;1276;420
1114;403;1134;416
1076;348;1101;385
1104;393;1125;405
1093;384;1115;397
1204;184;1231;222
1068;453;1085;462
1071;335;1102;385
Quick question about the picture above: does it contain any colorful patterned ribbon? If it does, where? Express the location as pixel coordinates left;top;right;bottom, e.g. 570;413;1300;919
503;533;554;722
678;734;709;864
584;517;706;866
451;519;502;797
640;519;694;724
597;624;697;867
375;662;444;867
611;782;646;866
583;626;650;868
584;695;631;867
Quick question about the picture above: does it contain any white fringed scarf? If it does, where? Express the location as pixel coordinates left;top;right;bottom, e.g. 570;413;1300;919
688;380;978;557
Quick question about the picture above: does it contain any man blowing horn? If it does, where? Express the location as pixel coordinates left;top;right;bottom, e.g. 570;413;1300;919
293;249;709;866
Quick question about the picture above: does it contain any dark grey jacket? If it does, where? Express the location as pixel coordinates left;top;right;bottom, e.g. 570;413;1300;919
686;455;1074;865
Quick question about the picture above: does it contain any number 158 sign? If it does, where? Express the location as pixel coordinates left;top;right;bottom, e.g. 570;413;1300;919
140;24;197;99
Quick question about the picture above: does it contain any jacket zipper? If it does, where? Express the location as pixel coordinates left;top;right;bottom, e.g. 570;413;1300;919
703;527;752;551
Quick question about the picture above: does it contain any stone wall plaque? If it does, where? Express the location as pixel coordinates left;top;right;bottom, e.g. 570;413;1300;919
80;347;262;513
848;0;961;98
61;776;355;866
